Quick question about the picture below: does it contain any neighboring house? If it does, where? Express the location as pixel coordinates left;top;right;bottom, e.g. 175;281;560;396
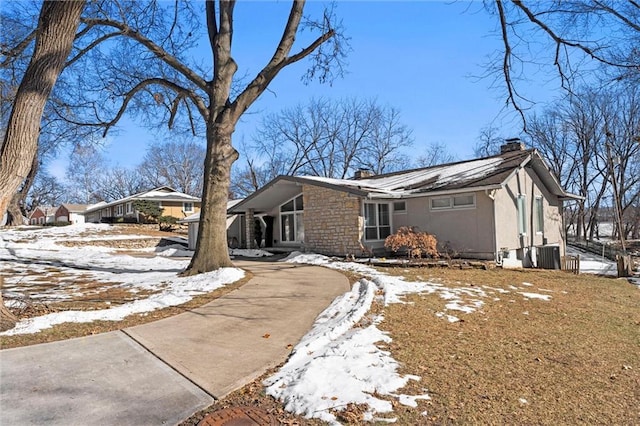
84;186;201;223
228;141;581;268
55;204;88;224
178;199;244;250
29;206;58;225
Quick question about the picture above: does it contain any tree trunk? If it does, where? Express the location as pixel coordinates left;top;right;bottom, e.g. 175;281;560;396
0;278;18;332
184;122;238;274
0;1;83;329
0;0;84;224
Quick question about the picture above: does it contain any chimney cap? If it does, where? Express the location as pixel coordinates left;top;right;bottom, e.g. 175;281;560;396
501;138;525;154
353;168;374;180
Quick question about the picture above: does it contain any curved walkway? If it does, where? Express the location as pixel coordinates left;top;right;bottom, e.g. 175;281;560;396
0;260;350;425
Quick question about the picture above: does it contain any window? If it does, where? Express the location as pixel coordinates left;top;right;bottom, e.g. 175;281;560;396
453;194;474;207
535;196;544;234
393;201;406;213
431;197;451;210
280;195;304;243
364;203;391;241
116;204;124;216
430;193;475;210
183;202;194;213
517;195;527;235
126;202;133;214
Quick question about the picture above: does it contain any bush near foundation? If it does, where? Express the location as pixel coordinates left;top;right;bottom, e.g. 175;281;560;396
384;226;439;259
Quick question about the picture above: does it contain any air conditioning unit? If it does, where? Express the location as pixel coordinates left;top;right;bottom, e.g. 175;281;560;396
536;246;560;269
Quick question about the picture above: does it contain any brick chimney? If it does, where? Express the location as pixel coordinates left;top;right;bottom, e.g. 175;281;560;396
501;138;525;154
353;168;373;180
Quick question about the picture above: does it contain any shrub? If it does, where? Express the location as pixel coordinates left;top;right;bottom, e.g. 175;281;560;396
133;200;162;223
158;215;177;232
384;226;439;259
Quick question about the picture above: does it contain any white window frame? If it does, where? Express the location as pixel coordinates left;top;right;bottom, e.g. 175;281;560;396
364;202;392;241
126;202;133;214
183;202;194;213
535;196;544;234
517;194;527;236
430;193;476;211
280;194;304;243
393;201;407;213
116;204;124;217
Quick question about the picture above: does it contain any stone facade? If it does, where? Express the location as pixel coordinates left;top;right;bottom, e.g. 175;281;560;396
245;209;255;249
303;184;363;256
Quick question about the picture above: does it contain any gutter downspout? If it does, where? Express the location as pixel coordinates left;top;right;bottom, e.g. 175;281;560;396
486;189;501;266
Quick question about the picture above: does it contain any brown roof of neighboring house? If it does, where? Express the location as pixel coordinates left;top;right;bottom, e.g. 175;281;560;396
59;204;89;213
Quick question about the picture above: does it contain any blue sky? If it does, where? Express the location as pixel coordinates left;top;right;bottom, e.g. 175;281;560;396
49;1;560;177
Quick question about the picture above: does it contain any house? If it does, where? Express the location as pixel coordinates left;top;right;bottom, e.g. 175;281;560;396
227;141;581;268
84;186;201;223
178;199;244;250
29;206;58;225
54;204;88;224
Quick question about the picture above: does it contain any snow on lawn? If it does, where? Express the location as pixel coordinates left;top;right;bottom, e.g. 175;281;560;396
0;224;244;335
265;252;553;424
566;246;618;276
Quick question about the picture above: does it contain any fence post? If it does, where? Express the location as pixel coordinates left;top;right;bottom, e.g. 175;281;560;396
616;255;632;278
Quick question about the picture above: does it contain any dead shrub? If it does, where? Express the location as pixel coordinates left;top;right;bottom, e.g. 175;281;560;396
384;226;439;259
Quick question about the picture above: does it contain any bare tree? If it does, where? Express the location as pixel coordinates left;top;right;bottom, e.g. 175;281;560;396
0;1;84;226
526;86;640;241
473;126;506;157
65;144;107;204
95;166;147;202
488;1;640;121
24;172;67;213
0;0;84;330
137;140;205;196
3;1;347;273
416;142;456;167
235;97;412;196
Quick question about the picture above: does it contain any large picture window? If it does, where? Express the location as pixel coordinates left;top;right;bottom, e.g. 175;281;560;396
280;195;304;243
364;203;391;241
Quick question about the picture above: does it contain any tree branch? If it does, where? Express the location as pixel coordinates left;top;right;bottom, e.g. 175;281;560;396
1;29;37;68
231;0;336;122
81;17;209;91
512;0;636;68
496;0;527;126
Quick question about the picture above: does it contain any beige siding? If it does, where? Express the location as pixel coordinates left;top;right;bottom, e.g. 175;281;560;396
303;185;363;256
160;201;201;219
494;167;565;262
391;192;495;259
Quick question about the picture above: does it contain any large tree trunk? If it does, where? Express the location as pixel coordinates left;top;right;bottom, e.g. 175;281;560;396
0;1;83;329
185;122;238;273
0;0;84;225
0;278;18;332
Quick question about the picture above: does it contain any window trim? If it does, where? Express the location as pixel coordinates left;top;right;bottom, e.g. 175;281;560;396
517;194;527;236
534;196;544;234
430;193;476;211
280;194;304;244
183;202;194;213
393;201;407;213
364;202;392;242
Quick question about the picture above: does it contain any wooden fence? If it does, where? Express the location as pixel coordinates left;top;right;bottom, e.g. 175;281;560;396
561;255;580;274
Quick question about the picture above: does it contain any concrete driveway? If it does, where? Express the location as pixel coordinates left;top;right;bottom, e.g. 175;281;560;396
0;260;350;425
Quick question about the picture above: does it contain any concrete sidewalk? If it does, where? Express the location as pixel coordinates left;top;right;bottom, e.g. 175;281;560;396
0;260;350;425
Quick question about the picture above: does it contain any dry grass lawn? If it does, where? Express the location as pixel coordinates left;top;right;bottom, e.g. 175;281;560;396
3;226;638;426
378;267;640;425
